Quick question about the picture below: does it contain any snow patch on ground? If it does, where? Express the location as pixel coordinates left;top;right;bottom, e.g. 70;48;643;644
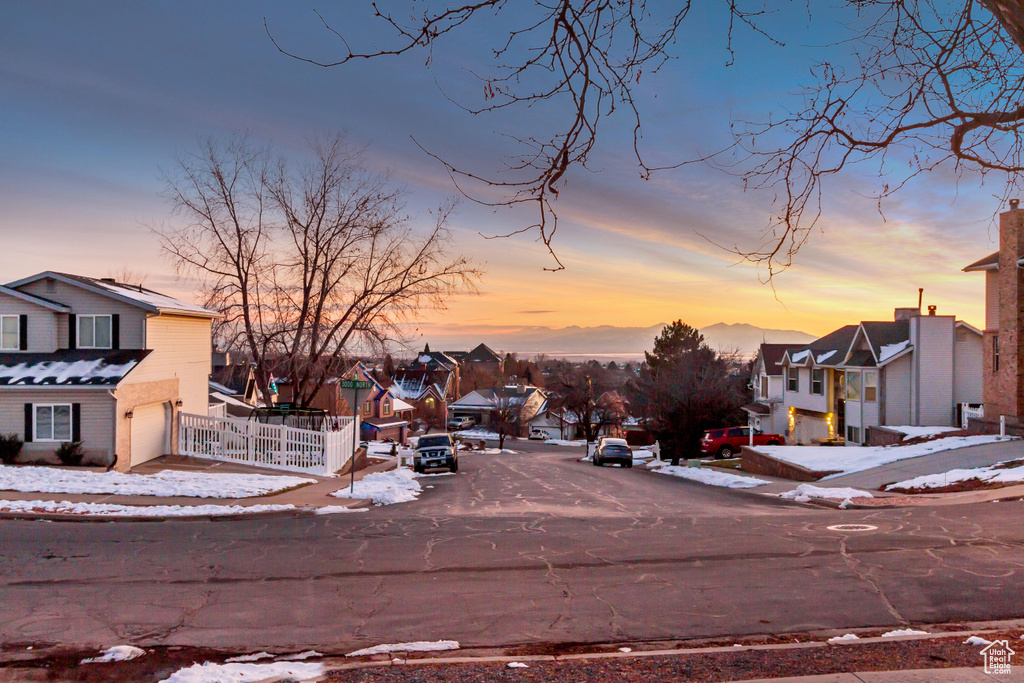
331;468;425;506
507;662;529;668
886;460;1024;491
881;629;930;637
618;647;632;653
224;652;273;663
647;462;769;488
346;640;460;657
81;645;146;663
481;448;519;455
891;426;959;441
0;465;315;498
159;661;324;682
779;484;874;504
545;439;587;447
454;429;502;441
828;634;860;642
276;650;322;661
313;505;368;515
758;435;1014;477
965;636;993;646
0;500;295;517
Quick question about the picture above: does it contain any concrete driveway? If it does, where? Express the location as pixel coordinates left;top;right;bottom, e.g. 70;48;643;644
3;443;1024;653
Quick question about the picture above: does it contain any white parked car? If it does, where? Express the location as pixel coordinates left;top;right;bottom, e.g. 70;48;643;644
529;428;547;440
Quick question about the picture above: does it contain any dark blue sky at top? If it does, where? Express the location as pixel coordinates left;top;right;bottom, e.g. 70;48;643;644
0;2;995;335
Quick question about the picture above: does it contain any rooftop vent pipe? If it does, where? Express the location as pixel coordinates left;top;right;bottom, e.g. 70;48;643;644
927;305;937;316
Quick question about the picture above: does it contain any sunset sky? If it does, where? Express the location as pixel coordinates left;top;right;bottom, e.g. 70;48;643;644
0;2;997;347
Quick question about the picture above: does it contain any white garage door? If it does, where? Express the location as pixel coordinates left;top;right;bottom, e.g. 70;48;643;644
131;402;169;467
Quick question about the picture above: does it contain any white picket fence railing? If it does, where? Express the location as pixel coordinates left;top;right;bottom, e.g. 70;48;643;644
961;403;984;429
208;402;227;419
178;412;358;475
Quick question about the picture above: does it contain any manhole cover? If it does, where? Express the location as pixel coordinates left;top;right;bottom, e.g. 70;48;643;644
826;524;878;532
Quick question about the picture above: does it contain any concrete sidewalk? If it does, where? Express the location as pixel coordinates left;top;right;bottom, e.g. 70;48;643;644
734;668;1024;681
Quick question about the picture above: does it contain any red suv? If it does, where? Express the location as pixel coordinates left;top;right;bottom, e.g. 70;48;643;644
700;427;785;459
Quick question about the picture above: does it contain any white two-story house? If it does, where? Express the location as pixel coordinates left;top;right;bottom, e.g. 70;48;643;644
781;307;982;445
743;343;802;435
0;272;218;471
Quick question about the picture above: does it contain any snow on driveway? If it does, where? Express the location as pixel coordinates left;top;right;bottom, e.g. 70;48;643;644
0;500;296;517
646;461;769;488
0;465;316;498
886;459;1024;491
346;640;460;657
758;435;1014;477
779;484;874;504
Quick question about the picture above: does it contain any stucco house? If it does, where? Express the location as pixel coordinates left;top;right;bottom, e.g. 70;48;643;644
0;272;218;471
742;343;802;436
781;307;982;445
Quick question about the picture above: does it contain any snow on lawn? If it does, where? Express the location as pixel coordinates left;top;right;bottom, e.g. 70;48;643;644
365;441;400;457
632;449;655;460
481;448;519;455
647;461;769;489
780;484;874;503
891;426;960;441
346;640;460;657
81;645;146;663
828;634;859;642
312;505;368;515
224;652;273;663
886;459;1024;491
159;661;323;682
0;465;316;498
757;435;1015;477
330;468;427;505
0;500;296;517
545;439;587;448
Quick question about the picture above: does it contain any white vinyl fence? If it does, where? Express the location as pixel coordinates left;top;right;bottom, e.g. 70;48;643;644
961;403;984;429
208;402;227;419
178;413;358;475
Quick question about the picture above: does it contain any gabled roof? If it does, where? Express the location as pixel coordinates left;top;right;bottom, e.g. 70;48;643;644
0;349;150;386
844;350;877;367
859;320;910;362
0;285;72;313
784;326;859;367
462;343;502;363
758;343;802;374
6;272;219;319
450;385;541;408
963;252;999;272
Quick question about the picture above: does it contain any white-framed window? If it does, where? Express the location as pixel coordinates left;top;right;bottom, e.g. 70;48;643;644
381;399;392;416
759;376;768;398
35;404;72;442
864;371;877;402
846;425;861;443
0;315;18;350
77;315;112;349
811;368;824;395
786;367;798;392
845;372;861;402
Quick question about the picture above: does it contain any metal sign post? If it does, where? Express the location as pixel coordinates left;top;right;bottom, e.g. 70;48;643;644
338;379;373;494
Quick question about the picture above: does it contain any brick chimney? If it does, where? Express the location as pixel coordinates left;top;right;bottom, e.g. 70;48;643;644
999;201;1024;418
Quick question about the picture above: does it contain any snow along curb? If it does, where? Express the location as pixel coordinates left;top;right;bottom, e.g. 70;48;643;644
327;627;1016;671
0;500;371;522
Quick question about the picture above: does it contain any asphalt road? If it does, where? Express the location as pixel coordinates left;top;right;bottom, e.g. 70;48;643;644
3;444;1024;653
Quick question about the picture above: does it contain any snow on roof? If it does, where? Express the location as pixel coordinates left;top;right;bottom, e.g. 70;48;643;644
392;397;415;412
878;339;911;362
815;350;837;363
0;350;150;386
6;272;218;318
790;350;810;363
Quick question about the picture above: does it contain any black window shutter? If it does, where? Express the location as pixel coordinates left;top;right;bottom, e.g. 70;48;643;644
68;315;76;350
24;404;33;442
18;315;27;351
111;314;120;350
72;404;81;442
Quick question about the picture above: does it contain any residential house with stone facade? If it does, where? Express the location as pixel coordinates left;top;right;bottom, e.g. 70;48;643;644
0;272;217;471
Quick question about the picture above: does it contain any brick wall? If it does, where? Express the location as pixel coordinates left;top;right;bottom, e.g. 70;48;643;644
866;426;905;447
740;447;839;481
997;208;1024;418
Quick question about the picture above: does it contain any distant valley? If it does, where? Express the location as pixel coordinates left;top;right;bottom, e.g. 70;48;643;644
408;322;816;361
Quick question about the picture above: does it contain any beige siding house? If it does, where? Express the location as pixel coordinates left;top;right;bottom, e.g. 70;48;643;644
0;272;218;471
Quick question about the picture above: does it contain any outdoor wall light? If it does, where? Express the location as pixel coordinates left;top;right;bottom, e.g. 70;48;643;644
125;410;134;419
175;399;184;407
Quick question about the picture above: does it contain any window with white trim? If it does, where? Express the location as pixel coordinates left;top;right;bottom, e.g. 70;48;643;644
846;425;861;443
35;404;72;442
0;316;18;350
811;368;824;395
786;367;798;392
77;315;112;349
864;371;877;402
381;399;392;416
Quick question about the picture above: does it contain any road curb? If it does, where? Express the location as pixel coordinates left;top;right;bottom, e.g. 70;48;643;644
0;500;372;523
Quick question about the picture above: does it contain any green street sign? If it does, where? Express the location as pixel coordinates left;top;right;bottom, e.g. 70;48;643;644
337;379;373;389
